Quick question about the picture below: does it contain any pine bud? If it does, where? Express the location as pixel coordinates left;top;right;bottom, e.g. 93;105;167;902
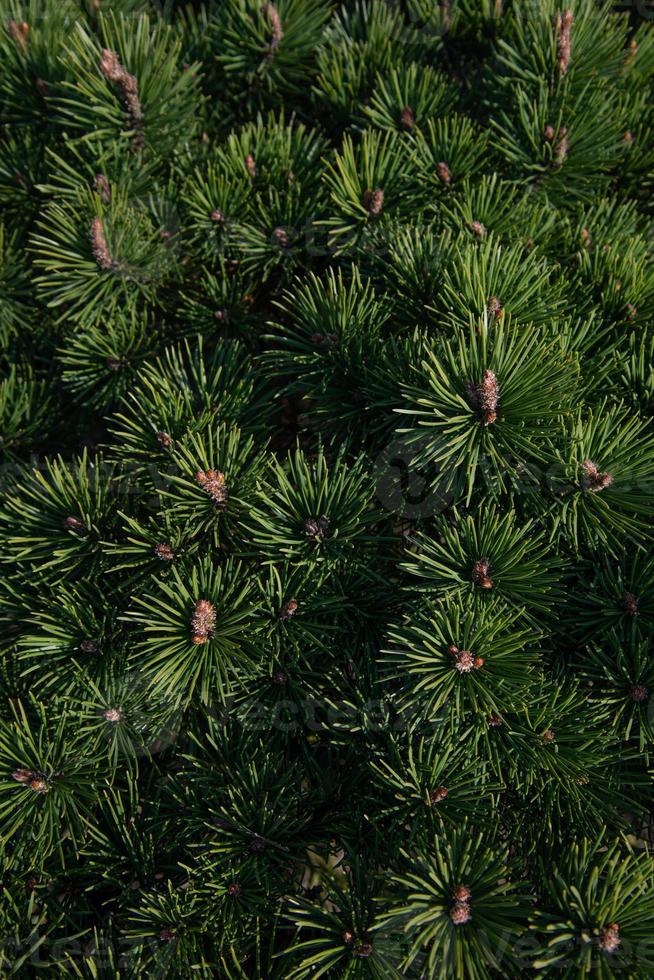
191;599;216;644
630;684;648;703
342;930;355;945
472;557;493;590
400;106;415;131
580;227;591;248
154;542;175;561
470;220;486;240
362;188;384;217
623;131;633;145
272;226;290;248
429;785;449;805
156;431;173;448
622;591;639;616
195;469;228;506
487;296;503;321
214;309;230;323
94;173;111;204
353;943;373;958
544;125;556;143
436;161;452;185
106;356;123;371
466;370;499;425
245;154;257;179
272;670;288;685
12;768;33;783
211;209;225;223
261;3;283;54
63;516;87;533
158;928;175;941
488;712;503;726
453;649;475;673
99;49;143;149
580;459;613;493
90;217;115;271
598;922;620;953
80;639;97;653
27;776;49;793
554;10;573;78
542;728;555;743
450;901;472;925
103;707;124;723
473;656;485;669
304;515;330;539
452;884;471;902
227;882;242;897
279;599;298;620
626;38;638;64
7;20;29;50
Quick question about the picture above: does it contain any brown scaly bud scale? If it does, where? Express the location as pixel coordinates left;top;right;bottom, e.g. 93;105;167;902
472;557;493;590
466;370;499;425
64;516;87;533
622;592;639;616
580;459;613;493
400;106;415;131
304;516;330;539
94;174;111;204
8;20;29;50
429;785;449;805
554;10;573;77
599;922;620;953
470;220;485;240
450;901;472;925
191;599;216;644
195;469;228;506
103;707;123;723
272;226;290;248
261;3;283;54
436;161;452;185
279;599;298;620
362;188;384;216
154;542;175;561
90;217;115;271
630;684;648;703
80;639;97;653
99;49;144;150
245;154;257;179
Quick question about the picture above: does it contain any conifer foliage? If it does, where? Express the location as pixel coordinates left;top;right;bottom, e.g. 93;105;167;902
1;1;654;976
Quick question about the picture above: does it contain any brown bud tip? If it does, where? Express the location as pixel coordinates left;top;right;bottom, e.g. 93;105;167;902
342;930;355;945
447;644;460;656
303;515;330;539
64;516;87;533
353;943;373;958
158;928;175;941
429;785;449;805
554;9;573;77
400;105;415;131
544;125;556;143
79;639;97;653
470;220;485;240
195;469;228;506
580;459;613;493
362;188;384;216
245;153;257;178
580;227;591;248
106;356;123;371
488;712;503;727
261;2;283;51
272;226;289;248
12;768;33;783
94;173;111;204
8;20;29;50
156;431;173;448
28;776;49;793
623;131;633;145
630;684;649;703
622;591;639;616
626;303;637;321
599;922;620;953
542;728;555;743
103;707;123;723
453;649;475;673
472;558;493;589
90;216;114;271
436;161;452;184
214;309;230;322
154;542;175;562
211;209;225;223
191;599;216;644
473;656;485;669
450;901;472;925
487;296;503;320
453;884;471;902
279;599;298;620
272;670;288;685
227;882;242;897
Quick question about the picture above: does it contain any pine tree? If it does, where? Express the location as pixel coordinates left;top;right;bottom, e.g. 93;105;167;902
1;1;654;977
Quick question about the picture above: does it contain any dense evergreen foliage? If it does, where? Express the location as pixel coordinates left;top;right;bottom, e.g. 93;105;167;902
1;1;654;976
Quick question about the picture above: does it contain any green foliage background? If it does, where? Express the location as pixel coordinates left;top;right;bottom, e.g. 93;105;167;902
1;0;654;976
